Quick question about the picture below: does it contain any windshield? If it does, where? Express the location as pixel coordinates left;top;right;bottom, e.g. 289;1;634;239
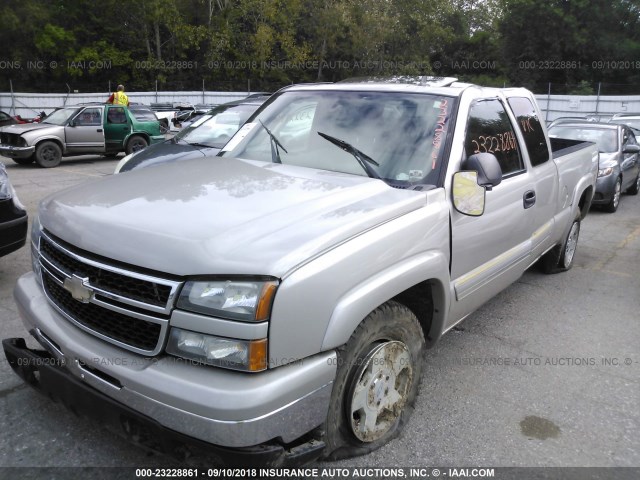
609;118;640;132
42;108;81;126
174;103;260;148
549;126;618;153
221;91;453;187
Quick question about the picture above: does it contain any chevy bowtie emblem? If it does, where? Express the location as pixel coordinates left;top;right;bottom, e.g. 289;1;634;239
63;275;93;303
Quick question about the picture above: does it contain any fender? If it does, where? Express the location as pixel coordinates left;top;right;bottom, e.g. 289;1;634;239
569;149;598;217
33;136;66;154
321;250;450;352
123;132;149;146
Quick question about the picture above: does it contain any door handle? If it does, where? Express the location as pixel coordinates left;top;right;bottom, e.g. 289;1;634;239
523;190;536;209
97;129;103;132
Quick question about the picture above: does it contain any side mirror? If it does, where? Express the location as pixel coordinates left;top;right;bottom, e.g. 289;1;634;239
462;153;502;190
452;171;486;217
623;144;640;154
68;120;76;127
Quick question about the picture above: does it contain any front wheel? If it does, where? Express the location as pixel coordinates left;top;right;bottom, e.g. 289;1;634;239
603;177;621;213
323;301;425;460
34;141;62;168
125;136;148;155
540;218;580;274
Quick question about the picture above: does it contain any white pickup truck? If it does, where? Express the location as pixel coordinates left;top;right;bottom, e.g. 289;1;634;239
4;78;597;466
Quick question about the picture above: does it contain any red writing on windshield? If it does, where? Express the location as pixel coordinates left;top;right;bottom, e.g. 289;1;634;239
431;99;449;169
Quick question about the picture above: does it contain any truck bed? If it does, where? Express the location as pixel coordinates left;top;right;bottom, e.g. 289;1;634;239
550;136;597;159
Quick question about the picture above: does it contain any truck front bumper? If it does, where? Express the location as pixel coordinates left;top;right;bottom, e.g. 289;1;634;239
10;272;336;459
3;338;325;466
0;144;35;158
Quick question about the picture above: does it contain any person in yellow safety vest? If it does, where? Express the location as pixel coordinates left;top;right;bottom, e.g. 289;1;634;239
106;85;130;106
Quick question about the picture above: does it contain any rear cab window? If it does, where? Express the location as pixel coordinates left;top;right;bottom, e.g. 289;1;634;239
507;97;551;166
464;98;524;177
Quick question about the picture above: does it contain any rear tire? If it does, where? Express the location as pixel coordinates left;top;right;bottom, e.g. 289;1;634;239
34;141;62;168
603;177;621;212
125;136;148;155
540;217;580;274
323;301;425;460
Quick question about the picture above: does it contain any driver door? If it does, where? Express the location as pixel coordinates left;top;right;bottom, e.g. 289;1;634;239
448;98;537;325
65;107;105;153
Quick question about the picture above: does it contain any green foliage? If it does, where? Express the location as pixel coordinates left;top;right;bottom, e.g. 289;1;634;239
0;0;639;93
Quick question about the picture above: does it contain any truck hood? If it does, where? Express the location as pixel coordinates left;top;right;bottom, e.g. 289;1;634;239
0;123;59;135
39;157;426;277
121;140;215;172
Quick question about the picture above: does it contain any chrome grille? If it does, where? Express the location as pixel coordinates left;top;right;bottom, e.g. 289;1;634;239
38;231;182;356
40;237;171;307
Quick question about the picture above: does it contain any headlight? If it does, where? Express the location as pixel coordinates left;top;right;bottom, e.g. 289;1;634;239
177;279;278;322
598;167;614;177
166;328;267;372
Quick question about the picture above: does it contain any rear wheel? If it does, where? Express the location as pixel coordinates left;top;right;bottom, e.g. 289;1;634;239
323;301;425;460
540;217;580;274
34;141;62;168
603;177;621;212
125;136;148;155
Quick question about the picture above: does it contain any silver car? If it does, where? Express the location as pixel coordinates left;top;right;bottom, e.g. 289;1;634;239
549;122;640;212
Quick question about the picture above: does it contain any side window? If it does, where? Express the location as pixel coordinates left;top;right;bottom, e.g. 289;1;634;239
628;130;638;146
507;97;550;167
107;107;127;124
74;107;102;126
464;99;524;176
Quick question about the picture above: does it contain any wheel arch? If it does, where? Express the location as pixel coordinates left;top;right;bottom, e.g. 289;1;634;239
125;132;150;146
577;184;593;220
35;137;65;155
320;252;450;353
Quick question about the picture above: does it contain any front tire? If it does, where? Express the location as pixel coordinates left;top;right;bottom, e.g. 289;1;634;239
603;177;621;213
323;301;425;460
540;217;580;274
125;136;148;155
34;141;62;168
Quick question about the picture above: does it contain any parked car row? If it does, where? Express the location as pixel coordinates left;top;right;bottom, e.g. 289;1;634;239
548;119;640;213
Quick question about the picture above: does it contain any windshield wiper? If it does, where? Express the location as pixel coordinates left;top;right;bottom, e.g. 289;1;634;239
186;142;215;148
259;120;287;164
317;131;381;180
